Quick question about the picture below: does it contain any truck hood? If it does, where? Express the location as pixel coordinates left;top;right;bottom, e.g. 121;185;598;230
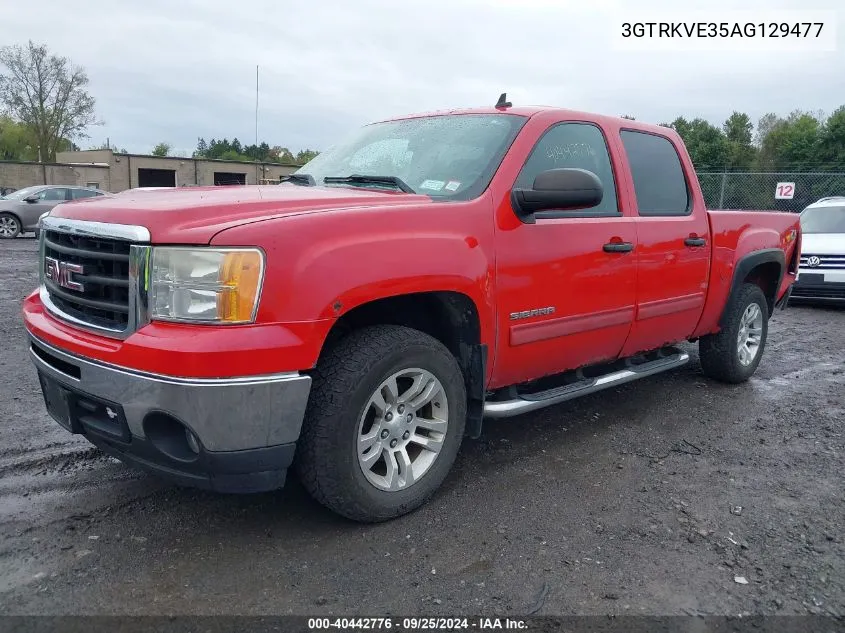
801;232;845;255
48;185;433;243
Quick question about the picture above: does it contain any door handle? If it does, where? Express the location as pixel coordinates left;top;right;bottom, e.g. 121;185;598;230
684;237;706;247
603;241;634;253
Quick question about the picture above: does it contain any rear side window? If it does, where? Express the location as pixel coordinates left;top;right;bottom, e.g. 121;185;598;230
71;189;99;199
621;130;690;216
515;122;619;215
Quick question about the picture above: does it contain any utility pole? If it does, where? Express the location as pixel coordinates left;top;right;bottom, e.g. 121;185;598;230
255;65;260;184
718;168;728;209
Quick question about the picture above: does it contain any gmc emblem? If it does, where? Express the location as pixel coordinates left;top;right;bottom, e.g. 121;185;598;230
45;256;85;292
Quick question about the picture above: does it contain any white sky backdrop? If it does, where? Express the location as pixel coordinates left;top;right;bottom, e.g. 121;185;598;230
4;0;843;156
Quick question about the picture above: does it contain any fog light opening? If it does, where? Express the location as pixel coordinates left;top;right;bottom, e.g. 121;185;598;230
142;412;201;463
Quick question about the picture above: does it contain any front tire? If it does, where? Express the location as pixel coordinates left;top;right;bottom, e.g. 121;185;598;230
699;283;769;384
0;213;21;239
296;325;466;522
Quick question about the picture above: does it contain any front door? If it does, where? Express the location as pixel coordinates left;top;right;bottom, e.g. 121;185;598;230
491;121;638;388
30;187;70;215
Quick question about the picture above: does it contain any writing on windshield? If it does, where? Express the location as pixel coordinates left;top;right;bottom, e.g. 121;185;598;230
294;114;526;200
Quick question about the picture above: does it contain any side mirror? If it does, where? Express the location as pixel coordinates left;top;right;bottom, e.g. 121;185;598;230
23;195;39;203
511;168;603;224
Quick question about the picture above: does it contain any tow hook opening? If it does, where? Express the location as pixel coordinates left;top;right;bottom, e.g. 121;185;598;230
143;412;202;463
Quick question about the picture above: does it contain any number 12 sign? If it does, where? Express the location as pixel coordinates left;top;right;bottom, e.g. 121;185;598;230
775;182;795;199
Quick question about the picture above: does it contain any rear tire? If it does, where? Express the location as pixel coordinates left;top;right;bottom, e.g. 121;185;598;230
0;213;21;239
699;283;769;384
296;325;466;522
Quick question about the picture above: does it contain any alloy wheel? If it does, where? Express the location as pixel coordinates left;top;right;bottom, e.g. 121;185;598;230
736;302;764;366
356;368;449;492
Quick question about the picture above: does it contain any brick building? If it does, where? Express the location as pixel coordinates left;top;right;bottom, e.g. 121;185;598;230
0;150;300;193
0;160;110;193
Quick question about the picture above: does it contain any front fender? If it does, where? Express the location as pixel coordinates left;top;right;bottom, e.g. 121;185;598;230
211;201;496;337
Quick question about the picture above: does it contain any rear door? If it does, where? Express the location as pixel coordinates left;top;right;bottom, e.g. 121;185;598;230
617;130;710;357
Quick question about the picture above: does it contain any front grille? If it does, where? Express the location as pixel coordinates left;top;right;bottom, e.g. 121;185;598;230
792;281;845;300
42;230;132;331
799;254;845;270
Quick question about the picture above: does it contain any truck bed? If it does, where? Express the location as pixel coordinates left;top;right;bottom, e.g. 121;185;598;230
692;210;801;339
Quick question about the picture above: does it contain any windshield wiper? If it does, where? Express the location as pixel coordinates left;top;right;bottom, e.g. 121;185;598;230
280;173;315;186
322;175;415;194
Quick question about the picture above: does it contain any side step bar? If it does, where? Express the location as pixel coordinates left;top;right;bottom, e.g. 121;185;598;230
483;351;690;419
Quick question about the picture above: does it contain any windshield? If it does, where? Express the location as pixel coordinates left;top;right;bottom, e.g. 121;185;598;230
800;206;845;234
294;114;526;199
1;185;43;200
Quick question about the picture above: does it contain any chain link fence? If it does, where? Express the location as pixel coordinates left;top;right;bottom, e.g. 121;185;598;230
697;172;845;212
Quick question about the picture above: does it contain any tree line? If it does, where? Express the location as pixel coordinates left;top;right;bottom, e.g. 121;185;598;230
645;108;845;173
0;116;79;161
0;41;319;165
644;108;845;211
0;39;94;162
149;138;319;165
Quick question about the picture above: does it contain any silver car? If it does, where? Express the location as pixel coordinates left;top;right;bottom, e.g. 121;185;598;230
0;185;109;239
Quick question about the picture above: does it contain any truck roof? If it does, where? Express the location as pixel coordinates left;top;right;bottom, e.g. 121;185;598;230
379;105;672;136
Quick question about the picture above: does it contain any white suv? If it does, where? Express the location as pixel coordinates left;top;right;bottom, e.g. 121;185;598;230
791;197;845;304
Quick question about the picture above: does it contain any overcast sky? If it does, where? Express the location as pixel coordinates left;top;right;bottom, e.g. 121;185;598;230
5;0;843;156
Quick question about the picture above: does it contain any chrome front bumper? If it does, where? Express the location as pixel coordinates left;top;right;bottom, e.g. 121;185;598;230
791;268;845;303
29;335;313;492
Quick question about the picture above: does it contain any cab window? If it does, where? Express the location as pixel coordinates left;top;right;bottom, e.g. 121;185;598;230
621;131;690;216
514;122;619;215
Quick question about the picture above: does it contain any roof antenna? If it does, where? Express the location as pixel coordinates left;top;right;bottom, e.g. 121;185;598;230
495;92;512;109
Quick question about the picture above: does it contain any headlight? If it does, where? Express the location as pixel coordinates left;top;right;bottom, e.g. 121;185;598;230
150;247;264;324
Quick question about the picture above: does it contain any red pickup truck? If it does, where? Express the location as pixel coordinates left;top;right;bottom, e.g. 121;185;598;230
24;100;801;522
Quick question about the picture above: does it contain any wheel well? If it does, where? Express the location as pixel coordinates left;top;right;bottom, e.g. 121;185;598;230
742;261;781;316
321;291;486;438
323;291;481;361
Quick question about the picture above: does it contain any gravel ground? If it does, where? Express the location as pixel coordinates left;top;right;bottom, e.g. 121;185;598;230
0;236;843;617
